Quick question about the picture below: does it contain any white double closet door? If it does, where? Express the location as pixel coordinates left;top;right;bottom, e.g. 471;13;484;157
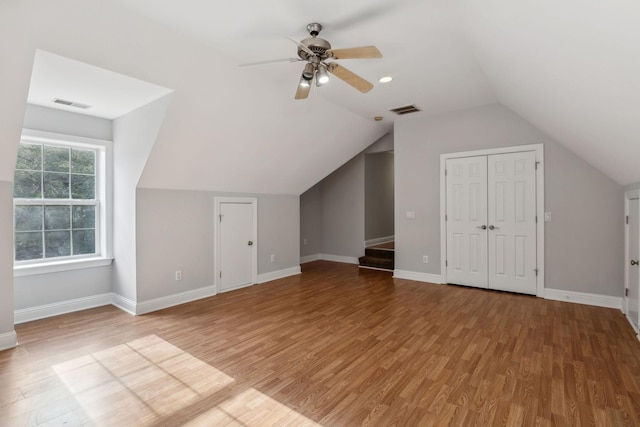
446;151;537;295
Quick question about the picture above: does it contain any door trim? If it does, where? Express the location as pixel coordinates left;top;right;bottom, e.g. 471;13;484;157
624;189;639;333
214;197;258;294
439;144;545;297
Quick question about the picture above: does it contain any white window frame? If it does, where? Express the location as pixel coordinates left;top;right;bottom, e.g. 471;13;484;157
13;129;113;276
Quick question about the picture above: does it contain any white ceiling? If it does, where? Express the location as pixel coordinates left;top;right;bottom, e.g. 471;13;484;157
4;0;640;191
28;50;173;119
107;0;497;124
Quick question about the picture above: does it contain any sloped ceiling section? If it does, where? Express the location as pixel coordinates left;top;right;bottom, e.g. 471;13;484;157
3;0;638;190
460;0;640;185
0;0;388;195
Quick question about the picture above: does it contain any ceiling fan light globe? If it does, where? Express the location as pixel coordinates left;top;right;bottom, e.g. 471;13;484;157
316;64;329;86
302;63;315;80
299;76;311;88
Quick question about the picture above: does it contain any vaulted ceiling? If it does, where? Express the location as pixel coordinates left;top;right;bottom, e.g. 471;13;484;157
1;0;638;194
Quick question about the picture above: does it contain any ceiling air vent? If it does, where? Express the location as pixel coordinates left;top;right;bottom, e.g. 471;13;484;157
389;104;421;115
52;98;92;110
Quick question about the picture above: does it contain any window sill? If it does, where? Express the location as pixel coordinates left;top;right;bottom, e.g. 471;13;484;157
14;257;114;277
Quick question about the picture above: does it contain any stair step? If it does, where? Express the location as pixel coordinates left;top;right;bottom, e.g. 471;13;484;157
364;247;394;260
358;255;394;271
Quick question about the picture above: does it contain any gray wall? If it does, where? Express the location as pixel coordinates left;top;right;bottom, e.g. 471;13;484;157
136;189;300;302
258;194;299;274
299;132;395;260
14;267;112;310
395;103;624;296
0;182;15;338
299;154;365;259
624;182;640;192
365;152;394;241
300;183;323;257
14;105;114;310
321;154;365;258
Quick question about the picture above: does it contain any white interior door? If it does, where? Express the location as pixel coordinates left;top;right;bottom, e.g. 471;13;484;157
219;201;256;292
445;151;538;295
488;152;537;295
446;156;488;288
626;196;639;332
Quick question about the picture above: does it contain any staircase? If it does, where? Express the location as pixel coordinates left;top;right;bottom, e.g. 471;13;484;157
358;244;394;272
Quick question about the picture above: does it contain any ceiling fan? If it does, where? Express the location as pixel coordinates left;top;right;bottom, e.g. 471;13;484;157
241;23;382;100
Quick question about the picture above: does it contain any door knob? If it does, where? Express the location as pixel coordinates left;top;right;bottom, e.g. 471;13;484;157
631;260;638;266
488;225;499;230
476;225;487;230
248;241;253;246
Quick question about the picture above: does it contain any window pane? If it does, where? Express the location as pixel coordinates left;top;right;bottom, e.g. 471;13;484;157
43;172;70;199
73;229;95;255
15;205;43;231
15;232;43;261
45;205;71;230
71;175;95;199
71;149;95;174
45;231;71;258
14;170;42;198
72;206;95;229
16;144;42;171
44;146;69;172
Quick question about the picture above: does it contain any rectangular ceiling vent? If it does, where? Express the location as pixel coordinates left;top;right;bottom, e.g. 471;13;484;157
389;104;421;115
52;98;92;110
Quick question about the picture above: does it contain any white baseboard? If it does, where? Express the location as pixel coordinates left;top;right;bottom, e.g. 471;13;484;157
300;254;321;264
365;235;395;247
136;285;217;315
359;265;393;272
111;293;136;315
300;253;360;265
625;314;639;335
14;293;113;324
0;330;18;351
393;270;442;284
320;254;360;265
544;288;623;310
258;266;301;284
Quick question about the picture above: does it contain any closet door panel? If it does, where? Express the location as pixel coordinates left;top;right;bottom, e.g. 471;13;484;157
446;156;488;288
487;152;537;295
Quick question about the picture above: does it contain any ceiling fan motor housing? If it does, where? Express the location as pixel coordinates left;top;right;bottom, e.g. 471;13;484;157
298;37;331;61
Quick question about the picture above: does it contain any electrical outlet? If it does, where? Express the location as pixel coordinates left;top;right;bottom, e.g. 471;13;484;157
406;211;416;219
422;256;429;264
175;270;182;281
270;254;276;263
544;212;552;222
303;238;308;245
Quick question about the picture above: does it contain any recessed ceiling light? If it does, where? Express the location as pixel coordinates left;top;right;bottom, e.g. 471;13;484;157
379;76;393;83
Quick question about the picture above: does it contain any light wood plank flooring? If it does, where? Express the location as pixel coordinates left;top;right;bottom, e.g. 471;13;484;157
2;260;640;426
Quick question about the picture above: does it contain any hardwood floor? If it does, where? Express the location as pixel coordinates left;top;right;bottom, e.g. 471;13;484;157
2;260;640;426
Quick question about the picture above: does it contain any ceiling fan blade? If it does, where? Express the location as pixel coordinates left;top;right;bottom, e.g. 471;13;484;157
239;58;302;68
328;46;382;60
285;35;315;58
327;63;374;93
294;81;311;100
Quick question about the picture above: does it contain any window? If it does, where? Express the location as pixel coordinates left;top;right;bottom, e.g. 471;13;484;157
13;130;112;272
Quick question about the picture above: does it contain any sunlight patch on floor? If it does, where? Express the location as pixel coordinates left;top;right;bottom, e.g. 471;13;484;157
53;335;235;424
182;387;322;426
52;334;322;426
